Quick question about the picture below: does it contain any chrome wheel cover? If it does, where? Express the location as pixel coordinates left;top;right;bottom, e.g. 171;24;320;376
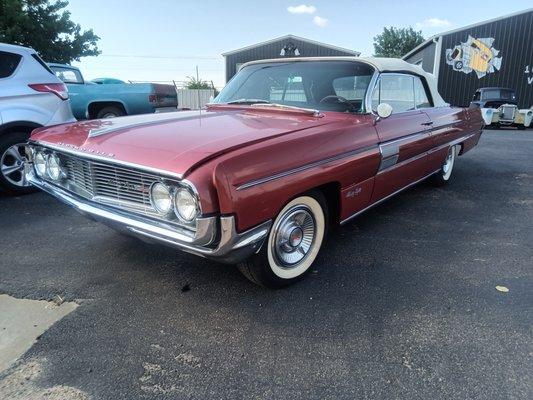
442;146;456;181
271;205;316;267
1;143;30;187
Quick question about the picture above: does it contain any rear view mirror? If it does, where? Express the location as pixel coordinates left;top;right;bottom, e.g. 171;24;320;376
376;103;393;119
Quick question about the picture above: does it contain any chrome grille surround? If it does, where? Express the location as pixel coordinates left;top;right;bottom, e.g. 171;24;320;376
500;105;516;121
31;145;197;231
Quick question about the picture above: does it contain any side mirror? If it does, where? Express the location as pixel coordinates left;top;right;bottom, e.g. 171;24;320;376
376;103;393;119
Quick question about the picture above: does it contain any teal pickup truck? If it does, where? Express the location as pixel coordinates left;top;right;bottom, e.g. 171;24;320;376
48;63;178;119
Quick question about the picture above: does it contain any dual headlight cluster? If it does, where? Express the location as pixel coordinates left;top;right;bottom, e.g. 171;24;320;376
32;148;200;225
150;182;199;224
33;150;66;182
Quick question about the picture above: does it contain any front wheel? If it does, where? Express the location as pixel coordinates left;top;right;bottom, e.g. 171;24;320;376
237;192;327;288
430;145;458;186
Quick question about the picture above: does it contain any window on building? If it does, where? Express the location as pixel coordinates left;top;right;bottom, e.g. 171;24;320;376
0;51;22;78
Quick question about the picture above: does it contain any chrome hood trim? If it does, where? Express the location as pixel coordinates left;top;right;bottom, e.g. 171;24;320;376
30;141;184;180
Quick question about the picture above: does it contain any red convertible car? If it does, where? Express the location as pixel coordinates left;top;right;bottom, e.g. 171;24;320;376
26;57;483;287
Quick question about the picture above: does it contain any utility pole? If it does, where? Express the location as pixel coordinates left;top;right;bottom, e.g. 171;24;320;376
196;65;201;110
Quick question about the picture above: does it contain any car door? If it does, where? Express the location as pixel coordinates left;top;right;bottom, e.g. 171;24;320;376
370;73;434;202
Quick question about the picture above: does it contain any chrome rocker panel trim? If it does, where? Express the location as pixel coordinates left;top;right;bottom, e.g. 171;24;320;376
28;171;272;264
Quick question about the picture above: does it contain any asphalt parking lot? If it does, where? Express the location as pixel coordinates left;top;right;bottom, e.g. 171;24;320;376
0;129;531;399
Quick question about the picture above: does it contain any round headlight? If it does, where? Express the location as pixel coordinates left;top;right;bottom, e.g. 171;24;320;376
150;182;173;215
174;187;198;222
46;153;63;181
34;151;46;177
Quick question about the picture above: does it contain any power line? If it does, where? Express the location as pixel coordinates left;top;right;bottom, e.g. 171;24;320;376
99;53;222;60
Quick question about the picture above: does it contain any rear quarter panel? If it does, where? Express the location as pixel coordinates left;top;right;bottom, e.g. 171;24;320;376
424;106;472;169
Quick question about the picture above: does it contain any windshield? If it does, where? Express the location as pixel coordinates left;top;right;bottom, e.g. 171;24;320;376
214;61;375;113
481;89;515;101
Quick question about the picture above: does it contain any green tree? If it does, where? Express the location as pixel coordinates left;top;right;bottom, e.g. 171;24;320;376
0;0;100;63
373;27;425;58
185;76;219;96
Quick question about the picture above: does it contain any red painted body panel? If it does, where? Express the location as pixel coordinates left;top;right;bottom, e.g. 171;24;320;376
31;110;333;178
371;110;433;201
31;103;484;234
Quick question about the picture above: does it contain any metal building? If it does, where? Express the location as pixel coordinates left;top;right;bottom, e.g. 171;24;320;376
222;34;360;83
403;9;533;108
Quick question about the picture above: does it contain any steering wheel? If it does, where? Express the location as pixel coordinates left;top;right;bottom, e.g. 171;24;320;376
319;95;356;111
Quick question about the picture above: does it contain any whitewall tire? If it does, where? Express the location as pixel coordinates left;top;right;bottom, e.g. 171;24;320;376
431;145;458;186
237;192;327;288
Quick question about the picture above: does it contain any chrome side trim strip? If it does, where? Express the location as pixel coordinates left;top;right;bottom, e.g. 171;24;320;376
377;131;427;172
236;144;378;191
378;151;428;175
340;132;478;225
377;132;476;174
340;169;440;225
30;141;184;180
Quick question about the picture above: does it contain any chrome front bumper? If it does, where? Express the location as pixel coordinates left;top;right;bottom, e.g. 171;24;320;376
27;171;271;264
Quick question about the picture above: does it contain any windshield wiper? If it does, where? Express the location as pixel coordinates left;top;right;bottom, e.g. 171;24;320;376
251;102;321;116
227;98;271;105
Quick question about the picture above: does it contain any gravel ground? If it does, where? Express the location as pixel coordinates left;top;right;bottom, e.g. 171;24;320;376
0;129;531;399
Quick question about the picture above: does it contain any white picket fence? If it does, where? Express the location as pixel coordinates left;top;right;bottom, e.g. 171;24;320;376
177;89;215;109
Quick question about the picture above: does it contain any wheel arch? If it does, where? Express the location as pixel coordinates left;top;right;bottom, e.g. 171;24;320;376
87;101;128;119
309;182;341;226
0;121;43;136
263;181;341;228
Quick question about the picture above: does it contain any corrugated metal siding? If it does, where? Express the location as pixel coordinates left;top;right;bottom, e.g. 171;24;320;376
225;38;356;82
177;89;214;109
436;10;533;108
404;42;436;73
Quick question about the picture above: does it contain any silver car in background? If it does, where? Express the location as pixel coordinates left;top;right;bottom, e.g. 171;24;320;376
0;42;75;194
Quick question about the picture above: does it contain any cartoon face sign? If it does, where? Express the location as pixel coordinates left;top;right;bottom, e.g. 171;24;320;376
446;36;502;78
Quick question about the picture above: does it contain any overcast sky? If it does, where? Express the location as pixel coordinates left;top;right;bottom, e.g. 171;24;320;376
66;0;532;88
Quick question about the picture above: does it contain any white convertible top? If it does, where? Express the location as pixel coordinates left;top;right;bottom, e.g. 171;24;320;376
240;56;448;107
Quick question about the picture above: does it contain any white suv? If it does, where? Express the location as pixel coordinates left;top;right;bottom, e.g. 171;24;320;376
0;43;75;194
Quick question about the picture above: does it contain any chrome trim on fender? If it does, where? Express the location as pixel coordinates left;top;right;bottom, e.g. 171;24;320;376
377;132;476;174
29;141;184;180
27;171;272;264
377;131;429;172
236;144;378;191
340;169;441;225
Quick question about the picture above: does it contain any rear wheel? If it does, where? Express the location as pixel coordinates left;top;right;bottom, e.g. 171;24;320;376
0;132;36;195
430;145;457;187
237;192;327;288
96;106;125;119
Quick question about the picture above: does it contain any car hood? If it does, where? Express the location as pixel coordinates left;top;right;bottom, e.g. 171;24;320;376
31;108;332;177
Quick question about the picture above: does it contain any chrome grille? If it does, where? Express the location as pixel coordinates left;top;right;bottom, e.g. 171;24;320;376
64;157;94;196
57;152;163;218
501;105;516;121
